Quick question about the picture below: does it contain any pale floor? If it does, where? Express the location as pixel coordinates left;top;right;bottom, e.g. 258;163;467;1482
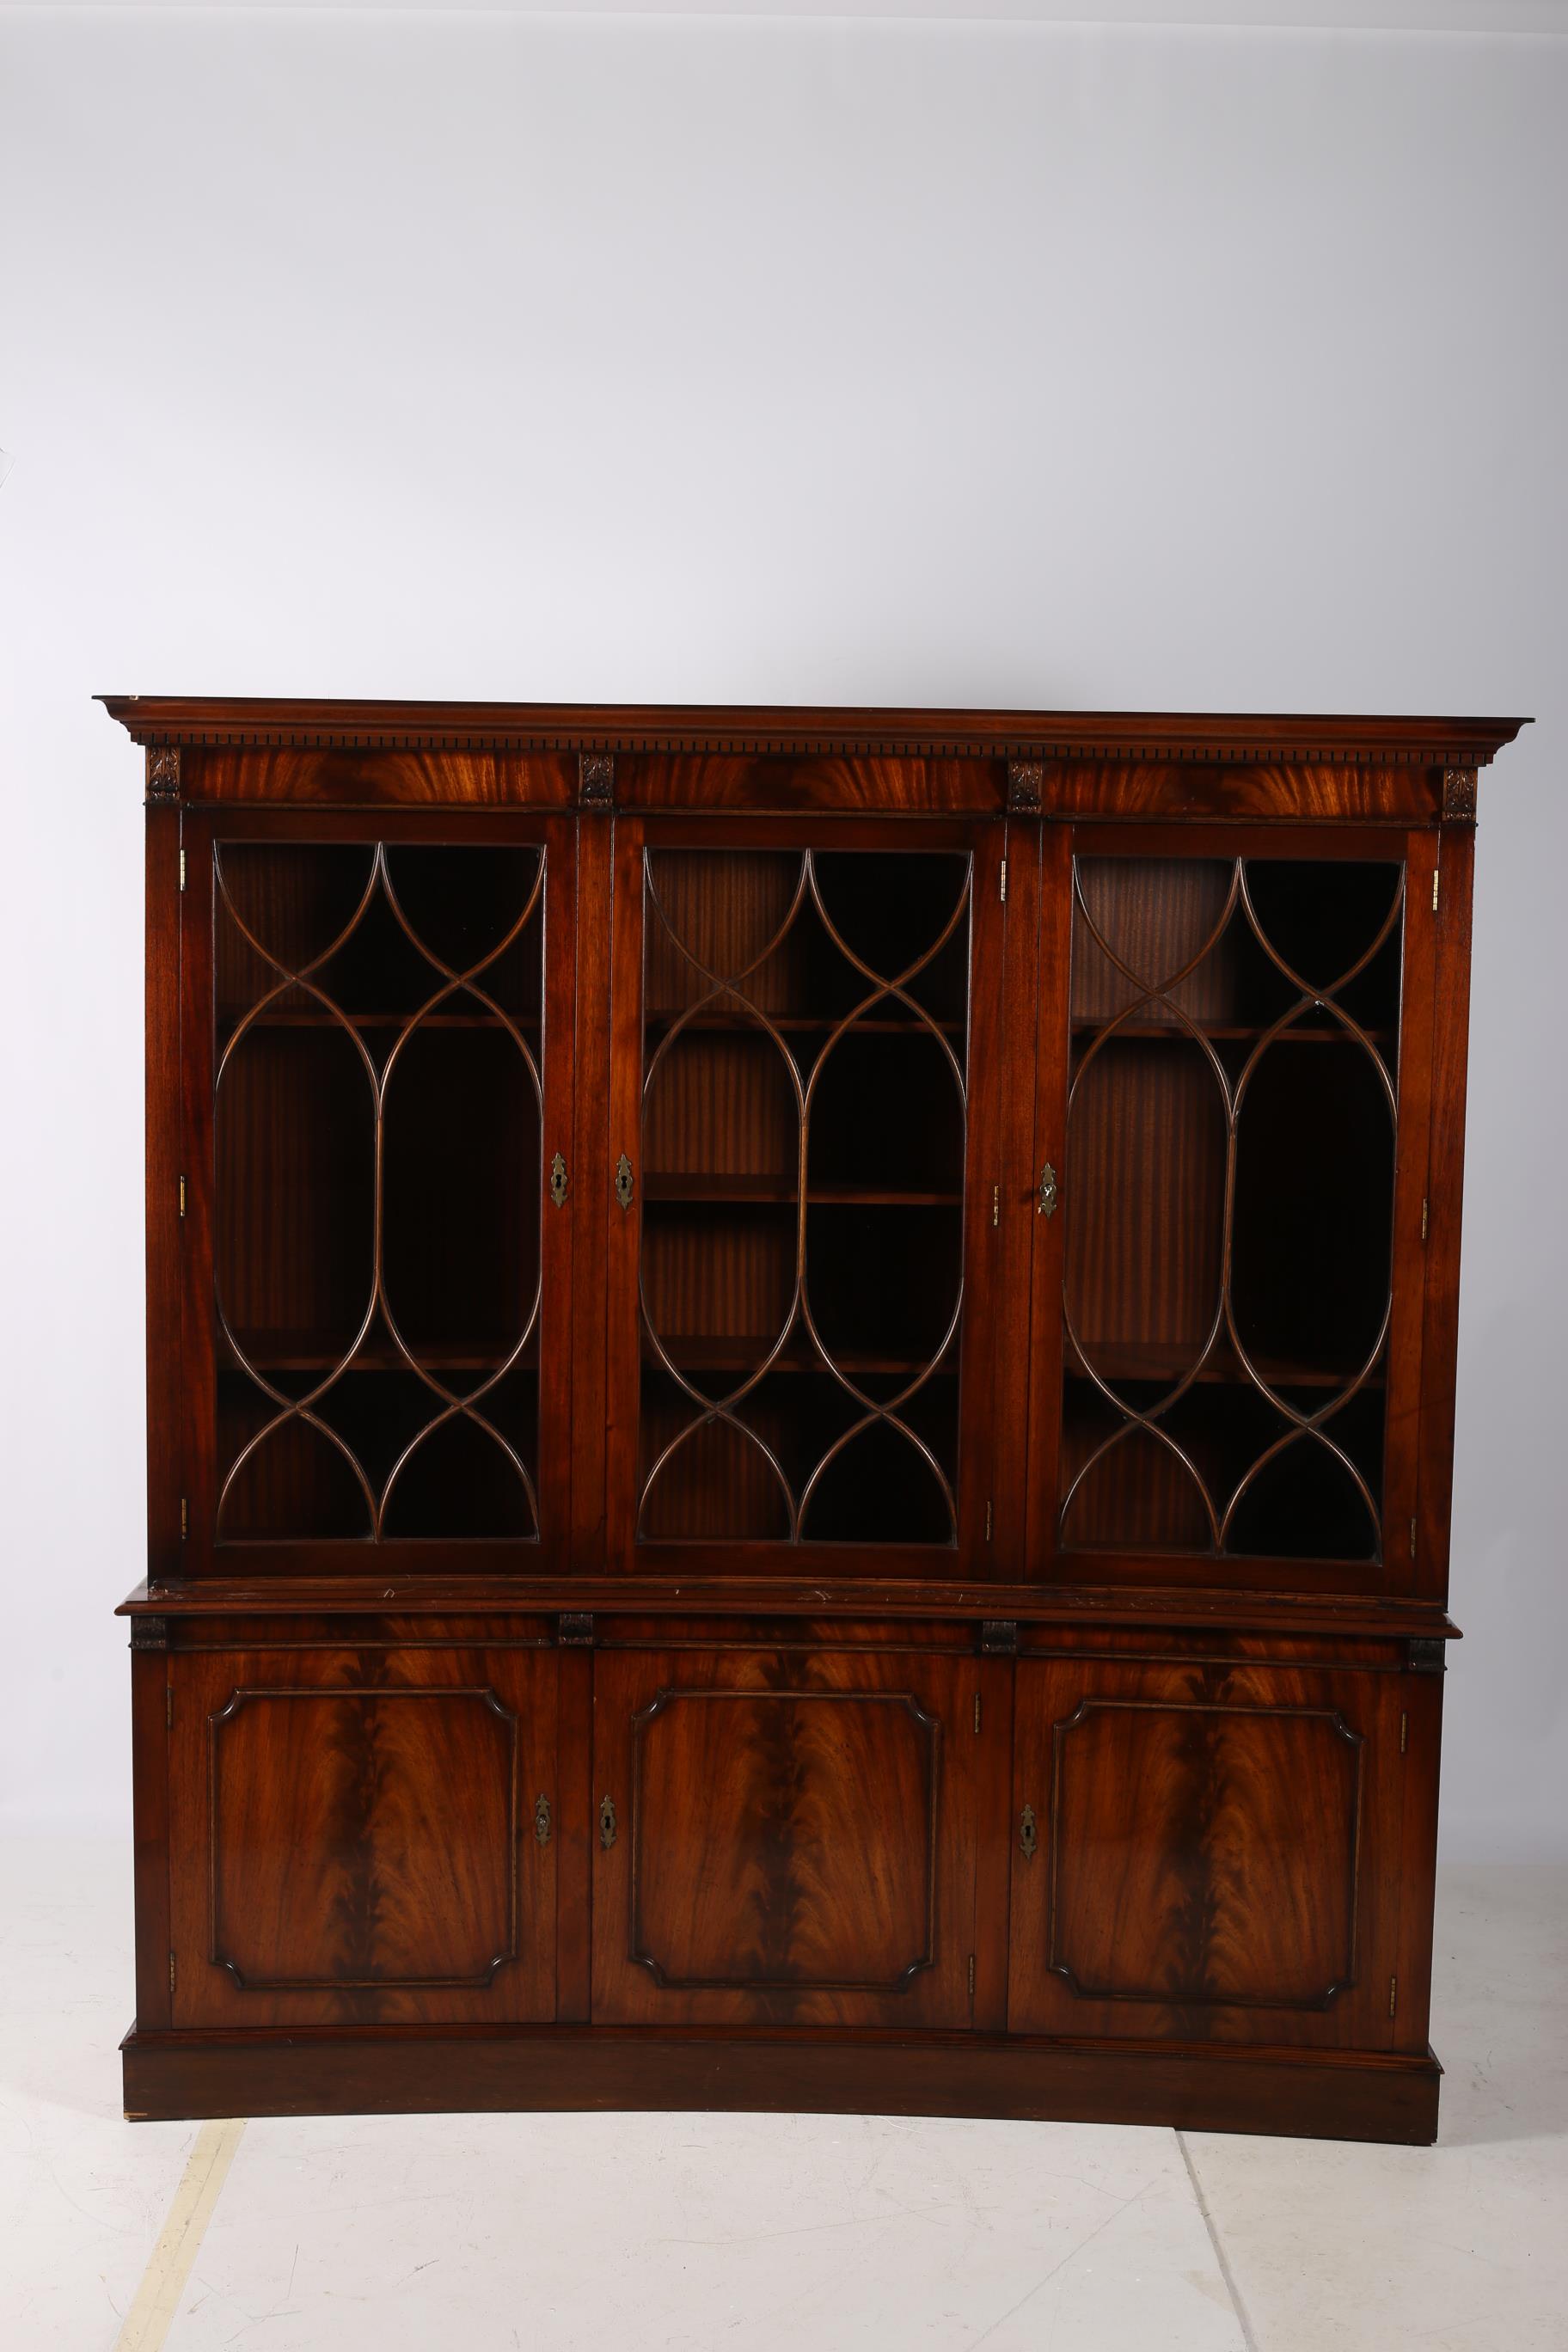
2;1843;1564;2352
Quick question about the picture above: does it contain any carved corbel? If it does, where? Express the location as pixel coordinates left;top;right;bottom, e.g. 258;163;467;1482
1442;766;1478;822
146;748;181;804
1006;760;1044;814
579;753;614;810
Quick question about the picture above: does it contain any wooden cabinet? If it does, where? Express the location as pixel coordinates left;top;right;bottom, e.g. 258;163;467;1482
109;699;1524;2142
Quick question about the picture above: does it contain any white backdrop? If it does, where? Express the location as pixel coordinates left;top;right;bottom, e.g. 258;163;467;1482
1;4;1563;1858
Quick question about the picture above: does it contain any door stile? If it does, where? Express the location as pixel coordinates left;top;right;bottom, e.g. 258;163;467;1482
535;815;580;1572
179;806;219;1573
569;812;615;1573
1414;820;1478;1596
603;816;648;1568
986;818;1041;1577
952;823;1008;1567
1022;822;1075;1572
146;796;186;1583
1379;829;1441;1597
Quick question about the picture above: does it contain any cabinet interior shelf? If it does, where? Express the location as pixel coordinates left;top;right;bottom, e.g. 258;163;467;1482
642;1177;962;1205
222;1333;537;1374
1070;1020;1392;1045
1065;1338;1386;1392
645;1012;965;1037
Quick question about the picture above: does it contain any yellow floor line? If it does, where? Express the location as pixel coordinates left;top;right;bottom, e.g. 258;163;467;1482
113;2116;246;2352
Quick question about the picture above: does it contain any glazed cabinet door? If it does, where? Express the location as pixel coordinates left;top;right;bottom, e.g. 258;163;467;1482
181;812;578;1573
602;818;1007;1575
1008;1653;1418;2048
591;1645;996;2026
167;1643;559;2027
1023;827;1436;1592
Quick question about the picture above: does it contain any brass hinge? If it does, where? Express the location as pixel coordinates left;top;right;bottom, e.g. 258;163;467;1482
1409;1516;1417;1561
180;1497;188;1541
1389;1975;1398;2018
178;1176;186;1219
1432;868;1441;913
991;1182;1000;1228
1420;1197;1429;1242
967;1953;976;1998
1400;1710;1408;1755
999;858;1008;904
984;1498;993;1543
178;848;187;892
974;1693;982;1735
168;1951;176;1995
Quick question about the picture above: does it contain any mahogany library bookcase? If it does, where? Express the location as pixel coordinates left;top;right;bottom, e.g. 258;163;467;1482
104;695;1527;2140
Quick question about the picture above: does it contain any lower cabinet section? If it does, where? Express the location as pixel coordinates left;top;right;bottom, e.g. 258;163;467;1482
167;1644;559;2028
138;1617;1443;2134
1008;1656;1407;2049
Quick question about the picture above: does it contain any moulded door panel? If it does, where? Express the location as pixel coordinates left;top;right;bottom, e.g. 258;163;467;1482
168;1645;558;2027
1008;1656;1406;2049
591;1647;993;2027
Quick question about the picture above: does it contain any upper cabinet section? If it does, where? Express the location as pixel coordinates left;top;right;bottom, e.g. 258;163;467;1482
114;700;1526;1607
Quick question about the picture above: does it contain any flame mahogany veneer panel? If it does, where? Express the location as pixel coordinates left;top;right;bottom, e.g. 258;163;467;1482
591;1647;989;2029
167;1646;558;2028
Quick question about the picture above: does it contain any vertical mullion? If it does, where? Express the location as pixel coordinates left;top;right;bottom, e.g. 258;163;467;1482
1382;832;1439;1594
1022;821;1073;1571
955;824;1008;1567
599;817;646;1567
569;812;617;1573
180;809;217;1571
539;817;579;1570
989;816;1041;1575
1414;819;1477;1597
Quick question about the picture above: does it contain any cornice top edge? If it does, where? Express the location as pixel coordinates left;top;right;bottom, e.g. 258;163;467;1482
95;696;1534;767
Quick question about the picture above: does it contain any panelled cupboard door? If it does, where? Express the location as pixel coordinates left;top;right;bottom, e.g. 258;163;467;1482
603;817;1007;1576
1008;1657;1404;2048
591;1648;989;2027
167;1646;558;2028
181;811;578;1574
1026;824;1438;1593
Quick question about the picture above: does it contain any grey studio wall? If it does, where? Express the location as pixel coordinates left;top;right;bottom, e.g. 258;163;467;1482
0;3;1562;1859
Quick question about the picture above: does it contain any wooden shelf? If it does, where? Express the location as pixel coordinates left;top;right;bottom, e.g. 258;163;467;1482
646;1012;965;1037
647;1337;959;1376
222;1008;538;1032
1065;1337;1386;1392
222;1333;537;1374
643;1177;962;1206
1070;1020;1392;1045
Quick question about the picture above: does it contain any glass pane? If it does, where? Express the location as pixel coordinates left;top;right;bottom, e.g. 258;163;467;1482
213;841;545;1543
637;846;971;1547
1061;854;1401;1562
